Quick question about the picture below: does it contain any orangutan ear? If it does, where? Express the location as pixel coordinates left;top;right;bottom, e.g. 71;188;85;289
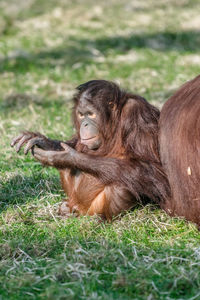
108;101;116;110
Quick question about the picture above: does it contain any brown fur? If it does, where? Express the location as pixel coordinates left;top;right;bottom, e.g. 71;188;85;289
58;80;170;220
159;75;200;225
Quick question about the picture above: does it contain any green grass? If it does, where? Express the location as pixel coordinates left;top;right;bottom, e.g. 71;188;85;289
0;0;200;299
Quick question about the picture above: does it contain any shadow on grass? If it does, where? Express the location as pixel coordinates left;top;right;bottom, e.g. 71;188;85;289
94;30;200;53
0;30;200;74
0;173;62;212
0;93;68;113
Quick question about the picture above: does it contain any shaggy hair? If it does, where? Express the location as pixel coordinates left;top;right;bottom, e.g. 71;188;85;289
159;75;200;226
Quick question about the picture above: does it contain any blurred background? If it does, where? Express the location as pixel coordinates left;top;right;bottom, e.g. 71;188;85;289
1;1;200;103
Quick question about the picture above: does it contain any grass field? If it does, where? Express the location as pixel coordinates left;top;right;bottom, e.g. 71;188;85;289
1;0;200;299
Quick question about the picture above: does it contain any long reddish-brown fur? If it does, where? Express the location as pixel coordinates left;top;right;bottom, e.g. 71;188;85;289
159;75;200;226
58;80;170;220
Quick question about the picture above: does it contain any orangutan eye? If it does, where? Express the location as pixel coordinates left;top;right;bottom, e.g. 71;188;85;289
88;112;96;119
78;112;84;119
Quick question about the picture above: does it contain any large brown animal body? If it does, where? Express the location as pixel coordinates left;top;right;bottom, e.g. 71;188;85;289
159;75;200;225
11;80;170;220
